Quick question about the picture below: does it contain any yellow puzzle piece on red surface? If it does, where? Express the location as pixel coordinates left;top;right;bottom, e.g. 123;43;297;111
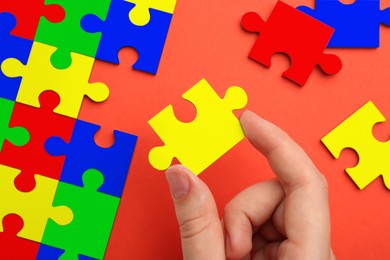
0;164;73;242
322;101;390;189
125;0;177;25
1;41;109;119
148;78;248;175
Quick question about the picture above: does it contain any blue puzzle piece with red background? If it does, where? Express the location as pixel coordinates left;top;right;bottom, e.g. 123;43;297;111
81;0;173;74
297;0;390;48
0;13;32;101
45;119;137;198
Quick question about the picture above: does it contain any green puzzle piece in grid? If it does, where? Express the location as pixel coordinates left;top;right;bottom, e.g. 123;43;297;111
0;97;29;151
41;169;120;259
35;0;111;69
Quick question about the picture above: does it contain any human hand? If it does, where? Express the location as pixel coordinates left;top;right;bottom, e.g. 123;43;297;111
165;110;335;260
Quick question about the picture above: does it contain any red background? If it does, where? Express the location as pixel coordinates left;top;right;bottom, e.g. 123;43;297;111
79;0;390;259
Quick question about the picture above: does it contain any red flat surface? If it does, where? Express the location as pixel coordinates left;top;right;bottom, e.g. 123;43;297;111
79;0;390;259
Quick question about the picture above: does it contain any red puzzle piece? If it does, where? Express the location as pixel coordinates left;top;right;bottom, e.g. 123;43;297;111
0;214;40;259
0;91;75;192
241;1;342;86
0;0;65;40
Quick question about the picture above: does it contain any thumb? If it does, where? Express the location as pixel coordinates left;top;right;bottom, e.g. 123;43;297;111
165;165;225;260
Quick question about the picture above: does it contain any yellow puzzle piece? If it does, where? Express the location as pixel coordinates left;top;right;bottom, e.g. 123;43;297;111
125;0;177;25
0;164;73;242
1;41;109;118
148;78;248;175
322;101;390;189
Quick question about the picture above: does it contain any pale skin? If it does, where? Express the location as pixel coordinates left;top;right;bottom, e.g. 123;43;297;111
165;110;336;260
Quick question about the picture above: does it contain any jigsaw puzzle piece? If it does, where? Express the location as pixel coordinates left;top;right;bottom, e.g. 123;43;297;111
297;0;390;48
322;101;390;189
0;0;65;40
0;97;29;152
41;169;120;260
1;41;109;118
81;0;173;74
35;0;111;69
37;244;96;260
148;78;248;175
0;164;73;243
0;13;33;101
125;0;177;25
241;1;342;86
0;214;40;259
45;119;137;198
0;91;76;192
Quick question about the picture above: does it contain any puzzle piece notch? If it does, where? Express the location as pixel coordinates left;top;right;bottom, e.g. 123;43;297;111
125;0;177;25
41;169;120;259
0;0;65;40
81;0;173;74
0;90;76;192
297;0;390;48
1;41;109;118
241;1;342;86
45;119;137;198
0;164;73;242
0;214;40;259
0;98;30;151
148;78;248;175
37;244;97;260
322;101;390;189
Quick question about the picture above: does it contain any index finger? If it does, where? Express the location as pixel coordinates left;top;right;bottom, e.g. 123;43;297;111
240;110;332;259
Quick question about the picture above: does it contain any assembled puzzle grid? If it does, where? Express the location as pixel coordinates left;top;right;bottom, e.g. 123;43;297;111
0;0;177;258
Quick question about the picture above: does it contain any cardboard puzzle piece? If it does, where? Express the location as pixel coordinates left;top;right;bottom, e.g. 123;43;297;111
148;78;248;175
297;0;390;48
41;169;120;260
1;41;109;118
34;0;111;69
81;0;173;74
0;97;29;152
37;244;95;260
0;214;40;259
0;13;33;101
241;1;342;86
45;119;137;198
125;0;177;25
0;0;65;40
0;91;76;192
0;164;73;243
322;101;390;189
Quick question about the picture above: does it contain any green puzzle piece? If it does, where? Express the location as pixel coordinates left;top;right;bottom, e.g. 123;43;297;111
41;169;120;259
0;98;29;151
35;0;111;69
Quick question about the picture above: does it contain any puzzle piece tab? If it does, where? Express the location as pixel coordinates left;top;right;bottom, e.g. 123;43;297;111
241;1;342;86
35;0;111;69
0;91;76;192
125;0;177;25
45;119;137;198
297;0;390;48
0;214;40;259
322;101;390;189
0;0;65;40
37;244;96;260
0;13;33;101
148;78;248;175
0;97;29;152
1;41;109;118
41;169;120;259
0;164;73;243
81;0;173;74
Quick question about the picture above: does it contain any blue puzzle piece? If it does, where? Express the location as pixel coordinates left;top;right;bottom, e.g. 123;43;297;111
0;12;33;100
37;240;98;259
81;0;173;74
45;119;137;198
297;0;390;48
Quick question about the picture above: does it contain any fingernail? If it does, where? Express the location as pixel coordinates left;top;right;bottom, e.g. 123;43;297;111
166;166;191;199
